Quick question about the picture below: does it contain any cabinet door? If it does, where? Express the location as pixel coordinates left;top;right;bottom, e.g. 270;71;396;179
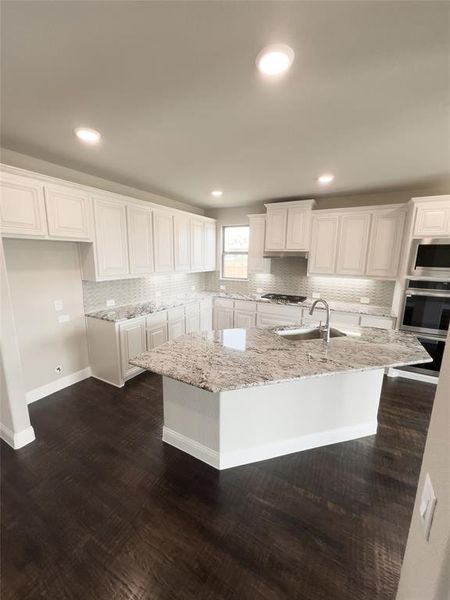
147;324;168;349
168;319;185;340
127;205;154;274
256;313;299;328
366;209;406;278
173;214;191;272
265;208;287;250
204;222;216;271
153;211;174;273
44;184;91;240
234;311;256;328
286;207;311;251
213;307;234;330
190;219;205;271
94;198;129;278
200;307;213;331
308;215;340;275
248;216;269;273
336;213;371;276
414;205;450;237
0;172;47;237
119;318;147;379
186;312;200;333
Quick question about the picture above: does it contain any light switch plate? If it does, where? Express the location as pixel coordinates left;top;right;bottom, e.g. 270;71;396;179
58;314;70;323
256;288;263;294
420;473;437;541
154;291;162;298
106;299;115;307
360;297;370;304
191;285;196;291
220;285;226;290
312;292;320;299
54;299;63;311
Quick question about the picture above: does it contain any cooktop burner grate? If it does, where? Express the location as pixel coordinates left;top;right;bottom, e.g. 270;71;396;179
260;293;307;304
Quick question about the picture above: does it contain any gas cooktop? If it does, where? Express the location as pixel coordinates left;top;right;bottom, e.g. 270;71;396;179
260;293;307;305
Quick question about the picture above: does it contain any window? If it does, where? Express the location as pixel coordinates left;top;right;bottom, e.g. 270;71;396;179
222;225;249;279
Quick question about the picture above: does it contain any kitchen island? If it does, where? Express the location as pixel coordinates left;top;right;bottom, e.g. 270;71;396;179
131;326;431;469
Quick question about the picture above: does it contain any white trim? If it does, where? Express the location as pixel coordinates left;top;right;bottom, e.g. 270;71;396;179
0;423;35;449
387;367;438;385
163;421;378;470
163;427;220;469
26;367;92;404
90;374;124;388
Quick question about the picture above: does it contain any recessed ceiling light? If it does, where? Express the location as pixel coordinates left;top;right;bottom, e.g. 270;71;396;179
74;127;101;144
256;44;295;76
211;190;223;198
318;174;335;185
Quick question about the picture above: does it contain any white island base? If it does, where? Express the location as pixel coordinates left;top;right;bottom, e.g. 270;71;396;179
162;368;384;470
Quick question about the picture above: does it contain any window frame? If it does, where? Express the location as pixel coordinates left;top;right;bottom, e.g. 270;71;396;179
221;224;250;281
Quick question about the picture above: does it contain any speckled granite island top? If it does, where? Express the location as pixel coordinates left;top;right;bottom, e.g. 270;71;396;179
130;326;430;393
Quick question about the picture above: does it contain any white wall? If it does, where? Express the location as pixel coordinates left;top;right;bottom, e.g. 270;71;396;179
0;148;204;215
3;239;89;393
396;332;450;600
0;240;35;448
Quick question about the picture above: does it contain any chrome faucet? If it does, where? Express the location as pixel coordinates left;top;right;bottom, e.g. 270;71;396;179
309;299;331;342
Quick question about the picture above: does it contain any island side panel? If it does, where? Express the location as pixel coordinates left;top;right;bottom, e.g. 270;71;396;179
162;377;221;469
218;369;384;469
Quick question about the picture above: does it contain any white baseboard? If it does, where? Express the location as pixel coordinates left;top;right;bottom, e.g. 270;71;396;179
90;374;124;388
388;367;438;385
26;367;92;404
163;420;378;470
0;423;35;449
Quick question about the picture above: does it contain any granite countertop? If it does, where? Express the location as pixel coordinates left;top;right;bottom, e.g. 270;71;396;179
86;291;395;322
130;326;430;393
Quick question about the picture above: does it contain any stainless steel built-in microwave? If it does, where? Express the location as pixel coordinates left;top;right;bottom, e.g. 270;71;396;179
410;238;450;277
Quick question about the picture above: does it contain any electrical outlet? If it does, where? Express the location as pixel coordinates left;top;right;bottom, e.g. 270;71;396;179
312;292;320;299
106;299;115;307
256;288;263;294
154;291;162;298
360;297;370;304
191;285;196;291
54;299;63;311
58;314;70;323
55;365;63;374
220;285;226;290
420;473;437;541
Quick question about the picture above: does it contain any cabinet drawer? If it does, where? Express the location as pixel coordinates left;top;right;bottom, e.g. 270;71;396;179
146;310;167;328
214;298;234;309
256;313;300;328
234;300;257;312
168;306;185;322
257;303;301;319
360;315;395;330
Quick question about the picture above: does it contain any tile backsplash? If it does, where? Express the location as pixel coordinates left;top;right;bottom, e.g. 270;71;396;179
83;258;395;313
82;272;207;312
205;258;395;306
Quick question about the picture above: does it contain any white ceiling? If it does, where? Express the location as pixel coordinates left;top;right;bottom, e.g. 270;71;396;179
1;1;449;208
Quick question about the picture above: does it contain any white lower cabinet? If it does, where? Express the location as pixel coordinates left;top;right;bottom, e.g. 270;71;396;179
359;315;395;330
119;318;147;379
185;303;201;333
256;304;302;328
200;299;213;331
146;312;168;349
234;311;256;328
214;307;234;330
168;306;186;340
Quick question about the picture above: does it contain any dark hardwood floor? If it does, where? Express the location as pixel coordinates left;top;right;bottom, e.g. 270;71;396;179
1;373;435;600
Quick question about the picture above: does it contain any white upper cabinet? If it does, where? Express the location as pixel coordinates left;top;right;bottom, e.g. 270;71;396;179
412;197;450;237
336;212;371;276
308;214;340;275
0;172;47;237
204;222;216;271
94;197;130;279
153;210;174;273
173;214;191;272
127;205;154;275
265;207;287;251
190;218;204;271
44;184;92;240
265;200;315;252
366;208;406;278
286;206;311;251
248;214;270;274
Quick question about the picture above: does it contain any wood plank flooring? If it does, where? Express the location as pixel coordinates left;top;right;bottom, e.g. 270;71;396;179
1;373;435;600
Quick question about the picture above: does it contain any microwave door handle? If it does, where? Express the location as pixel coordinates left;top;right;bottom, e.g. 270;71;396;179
406;291;450;298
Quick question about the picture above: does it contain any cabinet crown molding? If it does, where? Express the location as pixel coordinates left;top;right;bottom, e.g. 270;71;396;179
264;199;315;210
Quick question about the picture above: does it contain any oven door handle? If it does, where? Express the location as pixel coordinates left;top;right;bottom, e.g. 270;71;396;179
405;291;450;298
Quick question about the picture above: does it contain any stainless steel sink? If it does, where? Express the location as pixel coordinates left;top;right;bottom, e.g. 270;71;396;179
275;326;347;341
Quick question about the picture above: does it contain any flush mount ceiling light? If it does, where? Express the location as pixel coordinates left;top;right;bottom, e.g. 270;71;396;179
211;190;223;198
74;127;101;144
317;174;335;185
256;44;295;76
